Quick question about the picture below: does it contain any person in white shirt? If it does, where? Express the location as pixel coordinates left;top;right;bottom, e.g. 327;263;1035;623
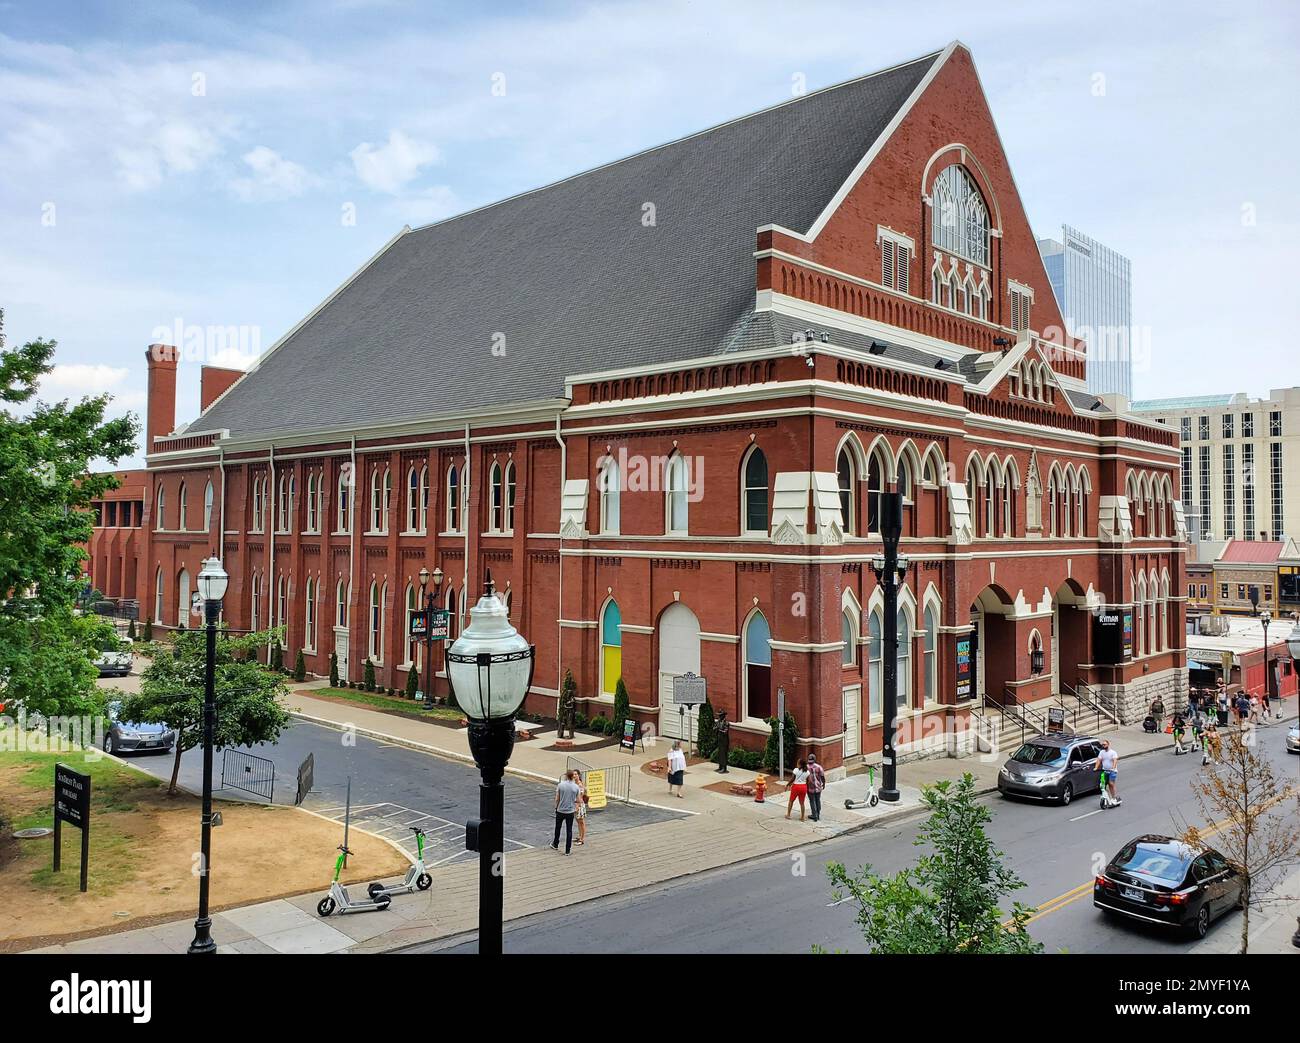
666;741;687;798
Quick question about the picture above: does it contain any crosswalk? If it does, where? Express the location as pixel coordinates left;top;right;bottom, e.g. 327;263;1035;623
307;799;532;866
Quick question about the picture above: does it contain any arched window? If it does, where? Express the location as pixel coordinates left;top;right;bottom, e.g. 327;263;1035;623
600;600;622;697
503;462;516;532
1047;473;1058;537
154;566;164;622
177;567;191;626
665;454;689;534
489;462;504;532
897;606;912;710
203;481;214;531
406;467;420;532
1135;575;1146;657
370;468;390;533
923;603;938;705
742;447;769;535
306;473;318;532
276;574;286;629
742;611;772;721
419;466;429;533
984;467;996;538
842;608;857;667
305;577;316;651
1002;462;1016;536
866;447;885;534
445;465;461;533
277;473;295;533
404;584;419;667
868;609;883;719
1159;574;1170;652
250;571;261;632
445;585;458;640
837;447;856;535
336;579;349;628
599;457;620;535
178;481;188;531
368;581;383;662
336;469;350;533
931;165;990;266
250;476;262;531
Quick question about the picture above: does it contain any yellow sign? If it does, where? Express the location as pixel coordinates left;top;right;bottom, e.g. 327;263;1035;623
586;769;608;811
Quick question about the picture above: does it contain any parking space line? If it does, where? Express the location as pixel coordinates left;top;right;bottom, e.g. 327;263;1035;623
1069;810;1102;822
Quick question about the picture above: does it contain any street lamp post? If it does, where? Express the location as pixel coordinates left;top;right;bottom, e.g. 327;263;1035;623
444;569;534;956
869;491;907;804
189;554;227;955
1260;610;1273;710
419;566;444;710
1286;614;1300;949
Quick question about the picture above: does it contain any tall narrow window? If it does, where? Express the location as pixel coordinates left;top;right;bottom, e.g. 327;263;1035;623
404;585;419;668
306;473;318;532
177;567;190;626
837;448;856;535
336;579;349;628
599;458;620;534
601;600;622;697
866;449;884;534
250;571;261;632
665;454;689;534
368;582;382;662
446;465;461;533
407;467;420;532
842;609;857;666
743;611;772;721
154;566;164;621
504;462;516;532
251;476;263;531
276;574;286;630
203;481;214;531
178;482;188;530
337;468;351;533
897;609;912;709
924;605;938;705
742;448;769;534
489;462;503;532
868;610;883;718
305;578;316;651
418;466;429;533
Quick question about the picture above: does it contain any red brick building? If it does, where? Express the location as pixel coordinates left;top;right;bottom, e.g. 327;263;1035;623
88;42;1185;772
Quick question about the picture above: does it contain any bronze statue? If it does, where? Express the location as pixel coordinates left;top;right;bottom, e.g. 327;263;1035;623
715;710;730;772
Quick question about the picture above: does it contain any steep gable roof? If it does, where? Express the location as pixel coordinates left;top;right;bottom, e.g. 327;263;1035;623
194;49;946;440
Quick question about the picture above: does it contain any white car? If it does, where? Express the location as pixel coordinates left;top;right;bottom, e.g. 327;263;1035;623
93;637;133;678
1286;723;1299;754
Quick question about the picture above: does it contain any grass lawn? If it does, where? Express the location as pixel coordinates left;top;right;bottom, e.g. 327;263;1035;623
311;686;466;722
0;741;407;951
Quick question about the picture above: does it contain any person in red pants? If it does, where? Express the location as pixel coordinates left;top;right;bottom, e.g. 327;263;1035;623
786;759;810;821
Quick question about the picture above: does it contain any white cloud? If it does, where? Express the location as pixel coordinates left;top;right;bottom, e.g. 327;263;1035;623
114;120;221;190
230;145;314;201
350;130;440;194
39;363;146;409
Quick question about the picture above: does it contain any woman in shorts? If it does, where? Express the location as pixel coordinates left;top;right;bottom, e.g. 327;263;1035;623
785;759;810;821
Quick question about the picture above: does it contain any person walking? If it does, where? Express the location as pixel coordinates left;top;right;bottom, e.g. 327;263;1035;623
1248;693;1261;725
1261;685;1273;721
785;758;810;821
1202;720;1221;766
1216;686;1230;727
666;741;687;799
1234;691;1250;727
574;769;588;846
1149;695;1166;730
551;769;580;855
806;752;827;822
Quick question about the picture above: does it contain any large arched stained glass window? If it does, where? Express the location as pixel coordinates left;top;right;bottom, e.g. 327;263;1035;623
743;611;772;721
931;165;990;267
601;600;622;697
742;447;769;534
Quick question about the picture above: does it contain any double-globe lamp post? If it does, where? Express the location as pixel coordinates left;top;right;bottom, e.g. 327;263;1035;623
189;554;227;954
868;491;907;804
418;565;444;710
444;569;535;956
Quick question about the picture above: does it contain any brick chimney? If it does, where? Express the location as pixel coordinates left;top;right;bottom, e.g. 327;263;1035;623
200;365;245;412
145;344;179;451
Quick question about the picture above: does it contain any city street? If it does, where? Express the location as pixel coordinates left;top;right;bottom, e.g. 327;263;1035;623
419;724;1299;954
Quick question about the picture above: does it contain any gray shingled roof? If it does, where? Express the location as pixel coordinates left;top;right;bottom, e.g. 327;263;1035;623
196;50;944;440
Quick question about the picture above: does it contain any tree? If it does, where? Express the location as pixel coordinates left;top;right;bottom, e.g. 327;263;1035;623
328;651;339;688
1179;726;1300;954
826;774;1042;954
696;699;717;759
763;709;798;775
127;619;137;640
292;649;306;682
269;638;283;673
0;310;138;719
557;668;577;738
363;657;376;692
404;666;418;700
143;618;154;642
119;625;291;796
613;677;631;730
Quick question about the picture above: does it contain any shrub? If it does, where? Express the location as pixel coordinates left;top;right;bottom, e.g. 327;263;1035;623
728;747;763;771
574;712;589;730
293;650;306;682
613;677;631;730
405;668;419;700
605;717;620;736
269;639;283;673
696;700;717;759
763;710;799;775
143;618;154;642
329;652;339;688
592;713;607;733
127;619;137;640
363;659;376;692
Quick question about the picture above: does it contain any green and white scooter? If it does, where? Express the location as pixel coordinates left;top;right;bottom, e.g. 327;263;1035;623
317;845;391;916
367;826;433;900
843;764;880;809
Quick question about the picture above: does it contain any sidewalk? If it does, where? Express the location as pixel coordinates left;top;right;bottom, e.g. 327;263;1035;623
28;689;1289;954
1191;866;1300;955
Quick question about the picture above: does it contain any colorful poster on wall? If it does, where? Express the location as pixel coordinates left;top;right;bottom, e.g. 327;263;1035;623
1121;610;1134;660
955;636;973;700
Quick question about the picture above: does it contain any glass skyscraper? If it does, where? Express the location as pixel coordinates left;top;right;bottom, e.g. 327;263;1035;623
1037;225;1132;398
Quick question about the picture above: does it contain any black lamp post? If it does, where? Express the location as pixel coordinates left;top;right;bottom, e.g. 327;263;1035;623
1260;609;1272;709
445;569;534;956
869;491;907;803
189;554;227;955
419;565;444;710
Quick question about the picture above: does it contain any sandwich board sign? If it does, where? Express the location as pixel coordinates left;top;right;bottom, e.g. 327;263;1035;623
586;769;608;810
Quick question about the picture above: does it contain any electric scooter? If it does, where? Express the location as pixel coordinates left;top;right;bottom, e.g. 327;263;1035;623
317;845;392;916
844;764;880;810
367;826;433;900
1099;777;1122;810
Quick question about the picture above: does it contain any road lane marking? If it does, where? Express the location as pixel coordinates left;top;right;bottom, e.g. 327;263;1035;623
1069;810;1101;822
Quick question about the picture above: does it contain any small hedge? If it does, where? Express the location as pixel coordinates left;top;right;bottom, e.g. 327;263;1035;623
329;651;339;688
728;746;763;770
363;658;376;692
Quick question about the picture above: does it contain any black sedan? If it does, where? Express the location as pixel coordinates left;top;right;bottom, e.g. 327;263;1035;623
1093;835;1244;939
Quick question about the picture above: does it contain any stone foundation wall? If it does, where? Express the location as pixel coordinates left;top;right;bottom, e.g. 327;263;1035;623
1095;667;1188;724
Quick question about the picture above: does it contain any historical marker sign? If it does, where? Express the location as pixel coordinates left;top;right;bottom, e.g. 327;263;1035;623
672;671;706;705
53;764;91;892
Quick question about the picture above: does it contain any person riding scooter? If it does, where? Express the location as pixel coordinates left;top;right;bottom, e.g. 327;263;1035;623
1094;739;1121;807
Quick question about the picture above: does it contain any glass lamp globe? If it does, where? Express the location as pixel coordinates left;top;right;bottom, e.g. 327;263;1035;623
1286;617;1300;662
445;572;534;721
197;556;229;604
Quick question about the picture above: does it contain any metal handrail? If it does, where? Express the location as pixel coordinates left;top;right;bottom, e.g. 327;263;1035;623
1074;680;1119;726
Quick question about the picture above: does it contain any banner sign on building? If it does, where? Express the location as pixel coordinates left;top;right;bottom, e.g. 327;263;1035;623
955;636;973;700
1093;610;1126;665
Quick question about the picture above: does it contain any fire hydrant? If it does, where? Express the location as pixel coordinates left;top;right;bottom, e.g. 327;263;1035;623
754;774;767;803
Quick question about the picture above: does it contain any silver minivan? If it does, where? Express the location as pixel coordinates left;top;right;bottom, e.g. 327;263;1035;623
997;733;1104;806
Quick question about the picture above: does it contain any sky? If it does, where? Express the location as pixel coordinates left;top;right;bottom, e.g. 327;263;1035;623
2;0;1298;467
